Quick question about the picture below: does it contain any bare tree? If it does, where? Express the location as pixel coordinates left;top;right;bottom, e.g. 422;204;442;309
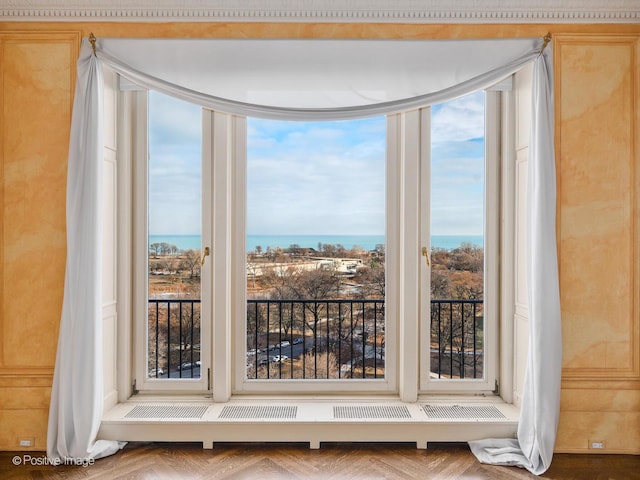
449;243;483;273
150;242;161;257
303;351;338;379
260;265;342;348
430;301;483;379
247;262;260;289
157;257;176;274
354;261;385;299
148;301;201;376
430;244;483;300
180;249;201;278
428;244;484;378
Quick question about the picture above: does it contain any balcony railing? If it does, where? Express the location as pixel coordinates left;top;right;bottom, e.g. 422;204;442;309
147;299;201;379
246;299;385;380
147;298;483;380
430;299;484;380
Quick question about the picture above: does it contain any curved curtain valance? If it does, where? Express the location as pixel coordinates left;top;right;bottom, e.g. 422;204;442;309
98;37;540;120
48;36;561;476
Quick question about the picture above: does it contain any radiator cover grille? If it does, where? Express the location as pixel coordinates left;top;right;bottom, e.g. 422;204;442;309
121;403;505;421
333;405;411;419
219;405;298;419
125;405;208;419
422;404;505;419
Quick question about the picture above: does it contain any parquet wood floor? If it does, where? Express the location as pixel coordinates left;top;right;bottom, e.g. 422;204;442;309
1;442;638;480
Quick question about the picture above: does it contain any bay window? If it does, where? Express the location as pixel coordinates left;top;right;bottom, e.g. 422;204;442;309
53;36;558;465
126;86;504;399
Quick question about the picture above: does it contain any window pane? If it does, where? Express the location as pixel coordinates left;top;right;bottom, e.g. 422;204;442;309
245;117;386;380
147;91;202;380
430;91;485;380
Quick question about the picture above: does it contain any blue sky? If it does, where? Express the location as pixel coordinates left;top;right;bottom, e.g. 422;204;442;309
430;91;485;236
148;90;485;236
246;116;386;235
148;91;202;236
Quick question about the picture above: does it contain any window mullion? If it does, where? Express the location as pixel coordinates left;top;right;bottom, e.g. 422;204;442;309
132;90;149;392
499;90;516;403
116;87;134;402
208;111;239;401
397;110;424;403
418;107;433;394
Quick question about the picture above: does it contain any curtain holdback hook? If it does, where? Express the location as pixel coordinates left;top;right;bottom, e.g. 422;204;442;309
540;32;551;56
89;33;97;56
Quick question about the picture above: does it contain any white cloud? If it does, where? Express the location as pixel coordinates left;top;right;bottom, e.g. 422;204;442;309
149;91;202;146
247;117;386;235
148;92;202;235
431;90;485;143
429;91;486;235
146;89;486;237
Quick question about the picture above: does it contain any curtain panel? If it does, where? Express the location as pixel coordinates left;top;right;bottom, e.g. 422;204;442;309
48;36;560;475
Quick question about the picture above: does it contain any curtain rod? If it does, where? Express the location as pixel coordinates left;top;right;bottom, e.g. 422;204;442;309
87;32;551;55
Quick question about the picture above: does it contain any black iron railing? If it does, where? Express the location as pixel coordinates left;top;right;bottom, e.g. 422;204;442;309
430;299;484;379
147;299;201;379
246;299;385;380
147;298;483;380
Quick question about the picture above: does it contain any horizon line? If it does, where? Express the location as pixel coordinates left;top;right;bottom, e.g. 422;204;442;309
149;233;484;237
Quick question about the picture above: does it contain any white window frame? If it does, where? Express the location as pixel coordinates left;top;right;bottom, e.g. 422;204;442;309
419;91;501;394
231;114;399;395
130;90;212;394
119;84;512;401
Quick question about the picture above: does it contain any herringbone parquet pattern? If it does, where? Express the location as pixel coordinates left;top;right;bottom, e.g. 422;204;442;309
1;442;638;480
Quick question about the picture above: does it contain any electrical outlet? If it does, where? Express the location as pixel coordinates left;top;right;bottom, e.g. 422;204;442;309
590;440;605;449
18;438;34;447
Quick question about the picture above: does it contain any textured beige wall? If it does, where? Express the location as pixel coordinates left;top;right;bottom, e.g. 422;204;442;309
0;22;638;453
0;31;78;451
556;35;640;453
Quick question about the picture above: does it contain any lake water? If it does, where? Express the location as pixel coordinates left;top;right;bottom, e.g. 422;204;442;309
149;234;483;252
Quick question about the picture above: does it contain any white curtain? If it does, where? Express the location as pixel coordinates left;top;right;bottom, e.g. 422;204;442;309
98;37;539;120
468;47;561;475
47;44;123;461
49;36;560;474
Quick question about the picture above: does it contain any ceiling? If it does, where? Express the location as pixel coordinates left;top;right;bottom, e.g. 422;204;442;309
1;0;638;23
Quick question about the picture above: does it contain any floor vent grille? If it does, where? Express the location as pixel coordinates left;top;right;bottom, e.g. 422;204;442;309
219;405;298;419
125;405;208;419
333;405;411;419
422;405;506;419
